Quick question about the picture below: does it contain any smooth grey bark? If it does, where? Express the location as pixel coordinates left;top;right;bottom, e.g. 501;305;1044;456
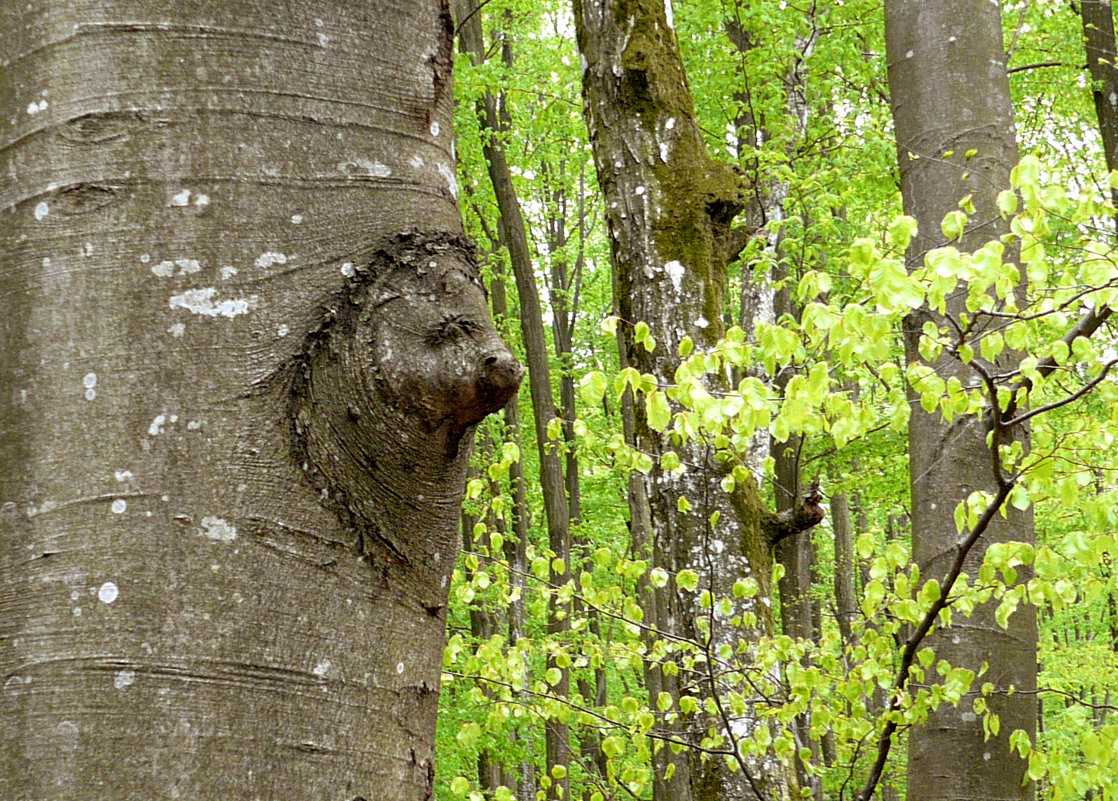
0;2;520;799
884;2;1036;799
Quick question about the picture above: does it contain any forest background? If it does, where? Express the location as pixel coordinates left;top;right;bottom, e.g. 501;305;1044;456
437;0;1118;800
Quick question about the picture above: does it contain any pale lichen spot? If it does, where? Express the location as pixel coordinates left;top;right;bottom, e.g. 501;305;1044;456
114;470;133;482
318;32;330;46
110;499;126;515
255;251;287;269
290;213;303;224
313;660;331;677
193;193;210;208
98;581;119;603
396;661;405;674
83;242;94;257
187;420;202;431
152;261;175;278
409;154;425;170
341;262;355;278
663;0;674;28
170;189;191;207
114;670;135;689
430;121;440;138
169;288;258;318
27;98;49;115
665;117;676;130
200;517;237;542
220;265;237;280
905;50;914;59
635;186;645;195
73;607;82;617
83;373;97;389
664;260;685;293
34;201;48;220
695;316;709;329
148;414;167;436
278;324;290;337
167;323;186;338
438;163;458;198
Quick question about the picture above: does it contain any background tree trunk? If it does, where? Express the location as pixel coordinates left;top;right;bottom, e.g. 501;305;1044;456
884;2;1037;798
0;2;519;799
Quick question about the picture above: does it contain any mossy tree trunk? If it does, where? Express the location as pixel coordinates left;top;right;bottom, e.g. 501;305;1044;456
574;1;822;798
0;2;520;799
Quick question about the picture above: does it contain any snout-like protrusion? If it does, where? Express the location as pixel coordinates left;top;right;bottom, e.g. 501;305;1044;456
478;349;524;414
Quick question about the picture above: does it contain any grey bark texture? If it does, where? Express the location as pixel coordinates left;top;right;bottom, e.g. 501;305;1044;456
884;2;1036;799
0;2;520;799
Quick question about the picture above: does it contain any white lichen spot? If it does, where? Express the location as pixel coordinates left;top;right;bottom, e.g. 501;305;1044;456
114;470;133;482
83;373;97;389
665;117;676;130
664;0;674;28
409;154;425;169
948;35;957;43
73;607;82;617
220;265;237;280
961;711;977;723
635;186;645;195
664;260;685;293
290;213;303;224
170;189;191;206
27;99;48;115
695;316;709;329
437;163;458;198
194;193;210;208
200;517;237;542
34;201;48;220
187;420;201;431
151;261;175;278
396;661;405;674
318;32;330;46
905;49;914;59
255;251;287;269
340;262;355;278
313;660;331;677
1110;91;1118;108
430;121;440;137
315;17;324;26
169;288;258;318
148;414;167;436
110;499;126;515
139;253;151;264
98;581;119;603
71;590;80;601
167;323;185;338
277;324;289;337
660;141;670;162
83;242;94;257
114;670;135;689
983;751;992;761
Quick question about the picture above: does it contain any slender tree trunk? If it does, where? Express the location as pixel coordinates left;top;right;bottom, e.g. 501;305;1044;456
884;2;1036;798
0;2;521;799
455;5;572;797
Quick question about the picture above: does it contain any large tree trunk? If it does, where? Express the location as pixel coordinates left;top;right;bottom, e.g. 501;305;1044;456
0;2;520;799
884;2;1036;799
574;1;822;798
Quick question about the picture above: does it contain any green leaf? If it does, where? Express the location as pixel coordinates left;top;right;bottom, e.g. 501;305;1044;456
646;390;671;432
579;370;607;406
676;569;699;592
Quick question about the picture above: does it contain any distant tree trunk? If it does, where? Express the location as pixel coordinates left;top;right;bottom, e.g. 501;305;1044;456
0;2;521;800
455;4;572;797
574;1;823;798
884;2;1036;799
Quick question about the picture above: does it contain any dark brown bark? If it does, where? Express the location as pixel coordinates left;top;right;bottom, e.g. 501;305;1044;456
884;2;1036;799
0;2;520;799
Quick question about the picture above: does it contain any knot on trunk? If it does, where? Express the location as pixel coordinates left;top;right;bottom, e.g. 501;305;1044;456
764;479;825;545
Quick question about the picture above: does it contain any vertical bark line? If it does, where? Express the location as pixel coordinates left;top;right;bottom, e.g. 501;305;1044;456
884;2;1036;799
